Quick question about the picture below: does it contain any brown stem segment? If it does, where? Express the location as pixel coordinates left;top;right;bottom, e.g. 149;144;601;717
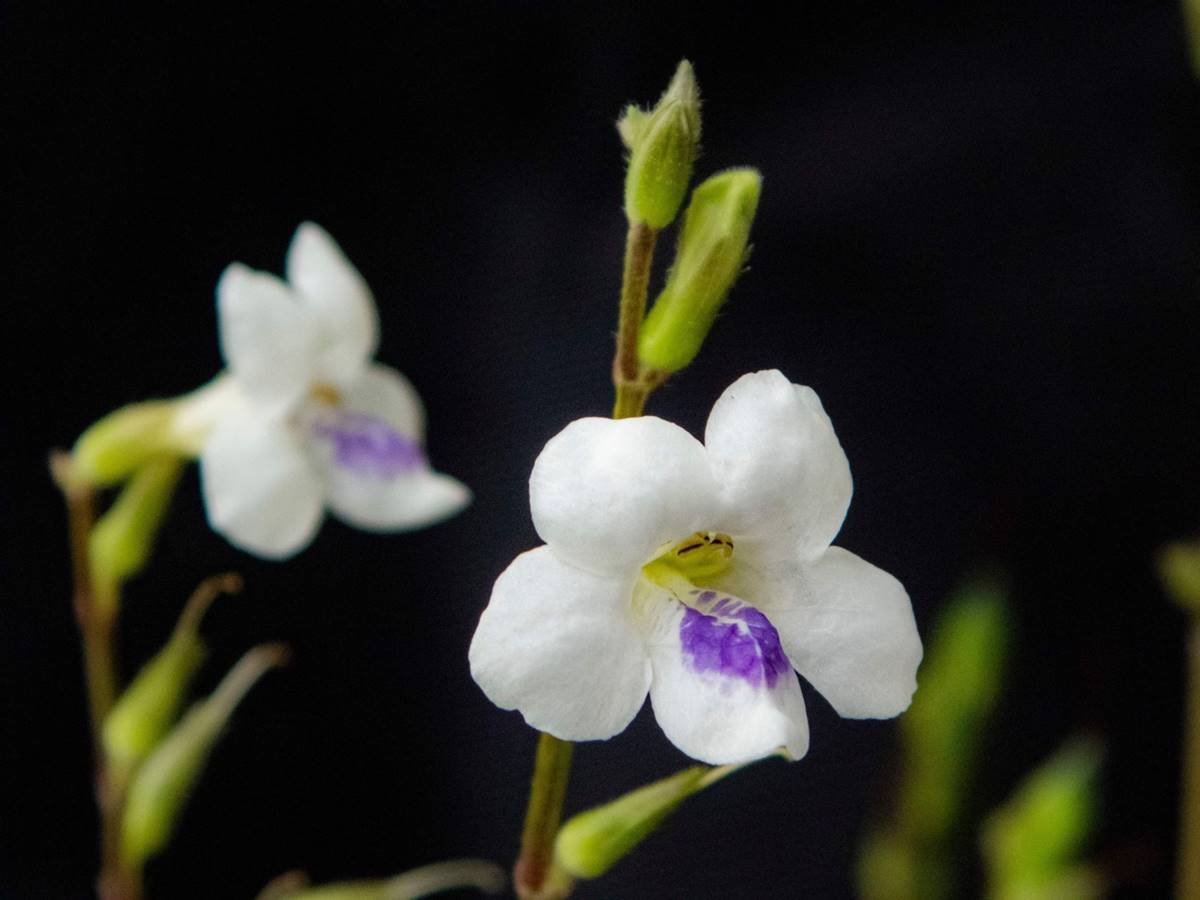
514;734;575;899
50;452;142;900
1179;620;1200;900
612;221;659;388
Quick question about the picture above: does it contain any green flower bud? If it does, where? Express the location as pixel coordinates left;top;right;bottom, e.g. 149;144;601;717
73;401;178;487
637;168;761;373
981;737;1104;898
555;766;710;879
121;643;288;867
89;457;182;610
859;576;1010;900
621;60;701;229
1158;540;1200;613
103;574;242;777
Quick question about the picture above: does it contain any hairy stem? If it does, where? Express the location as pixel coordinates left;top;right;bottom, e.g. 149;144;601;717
612;221;659;390
514;734;574;899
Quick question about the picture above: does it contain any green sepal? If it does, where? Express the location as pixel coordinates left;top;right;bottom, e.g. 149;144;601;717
73;401;179;487
637;168;761;373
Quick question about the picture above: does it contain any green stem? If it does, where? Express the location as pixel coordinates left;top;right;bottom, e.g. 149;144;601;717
514;734;574;899
51;452;142;900
1179;618;1200;900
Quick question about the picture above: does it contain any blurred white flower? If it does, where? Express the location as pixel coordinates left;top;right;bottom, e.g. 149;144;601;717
175;223;470;559
469;370;920;765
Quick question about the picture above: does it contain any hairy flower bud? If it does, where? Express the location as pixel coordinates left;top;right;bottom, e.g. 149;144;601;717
73;401;178;487
637;168;761;373
621;60;701;229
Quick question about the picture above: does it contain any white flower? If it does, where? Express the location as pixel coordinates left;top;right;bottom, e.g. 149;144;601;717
469;370;921;765
174;223;470;559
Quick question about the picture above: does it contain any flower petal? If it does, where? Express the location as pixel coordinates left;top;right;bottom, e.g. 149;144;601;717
339;363;425;441
704;370;852;560
530;416;720;576
325;464;471;532
286;222;380;386
644;590;809;764
199;404;324;559
760;547;921;719
217;263;318;410
469;547;651;741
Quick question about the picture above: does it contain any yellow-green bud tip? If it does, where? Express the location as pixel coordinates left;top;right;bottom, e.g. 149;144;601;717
554;766;708;879
1158;540;1200;613
637;167;762;373
621;60;702;229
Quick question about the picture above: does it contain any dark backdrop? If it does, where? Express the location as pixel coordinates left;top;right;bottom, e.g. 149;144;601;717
4;2;1200;897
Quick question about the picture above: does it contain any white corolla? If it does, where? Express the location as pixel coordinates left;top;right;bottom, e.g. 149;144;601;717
173;223;470;559
469;370;921;765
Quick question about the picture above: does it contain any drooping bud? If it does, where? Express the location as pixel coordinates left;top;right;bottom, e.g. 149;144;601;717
636;168;761;373
980;737;1105;899
121;643;288;867
89;457;183;610
256;860;507;900
103;574;242;777
555;765;715;879
73;401;178;487
1158;540;1200;613
621;60;701;229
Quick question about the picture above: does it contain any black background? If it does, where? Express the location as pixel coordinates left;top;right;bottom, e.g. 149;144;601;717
5;2;1200;897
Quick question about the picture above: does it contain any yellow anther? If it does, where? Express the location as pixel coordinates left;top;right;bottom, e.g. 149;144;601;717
652;531;734;583
309;383;342;406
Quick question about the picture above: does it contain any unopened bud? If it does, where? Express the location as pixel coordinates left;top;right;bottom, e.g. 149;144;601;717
89;457;182;609
555;766;710;879
103;574;242;776
621;60;701;229
121;643;288;867
637;168;761;373
981;737;1103;894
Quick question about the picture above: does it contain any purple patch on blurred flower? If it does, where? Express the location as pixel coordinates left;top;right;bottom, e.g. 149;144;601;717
312;411;425;478
679;599;789;688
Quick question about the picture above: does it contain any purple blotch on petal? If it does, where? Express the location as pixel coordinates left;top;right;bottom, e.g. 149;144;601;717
311;411;425;478
679;599;789;689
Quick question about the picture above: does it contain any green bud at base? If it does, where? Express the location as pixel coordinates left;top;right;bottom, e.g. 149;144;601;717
621;60;701;229
554;766;710;879
637;168;761;373
103;574;242;776
121;643;288;868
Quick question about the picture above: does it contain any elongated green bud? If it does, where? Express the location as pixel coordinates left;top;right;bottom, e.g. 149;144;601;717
103;574;242;777
981;737;1104;899
73;401;178;487
1158;540;1200;613
621;60;701;229
555;766;713;879
637;168;761;373
89;457;182;609
859;576;1010;900
121;643;288;867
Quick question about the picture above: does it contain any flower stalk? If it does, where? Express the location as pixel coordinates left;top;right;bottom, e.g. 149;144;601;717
612;220;660;418
50;451;141;900
1180;620;1200;900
